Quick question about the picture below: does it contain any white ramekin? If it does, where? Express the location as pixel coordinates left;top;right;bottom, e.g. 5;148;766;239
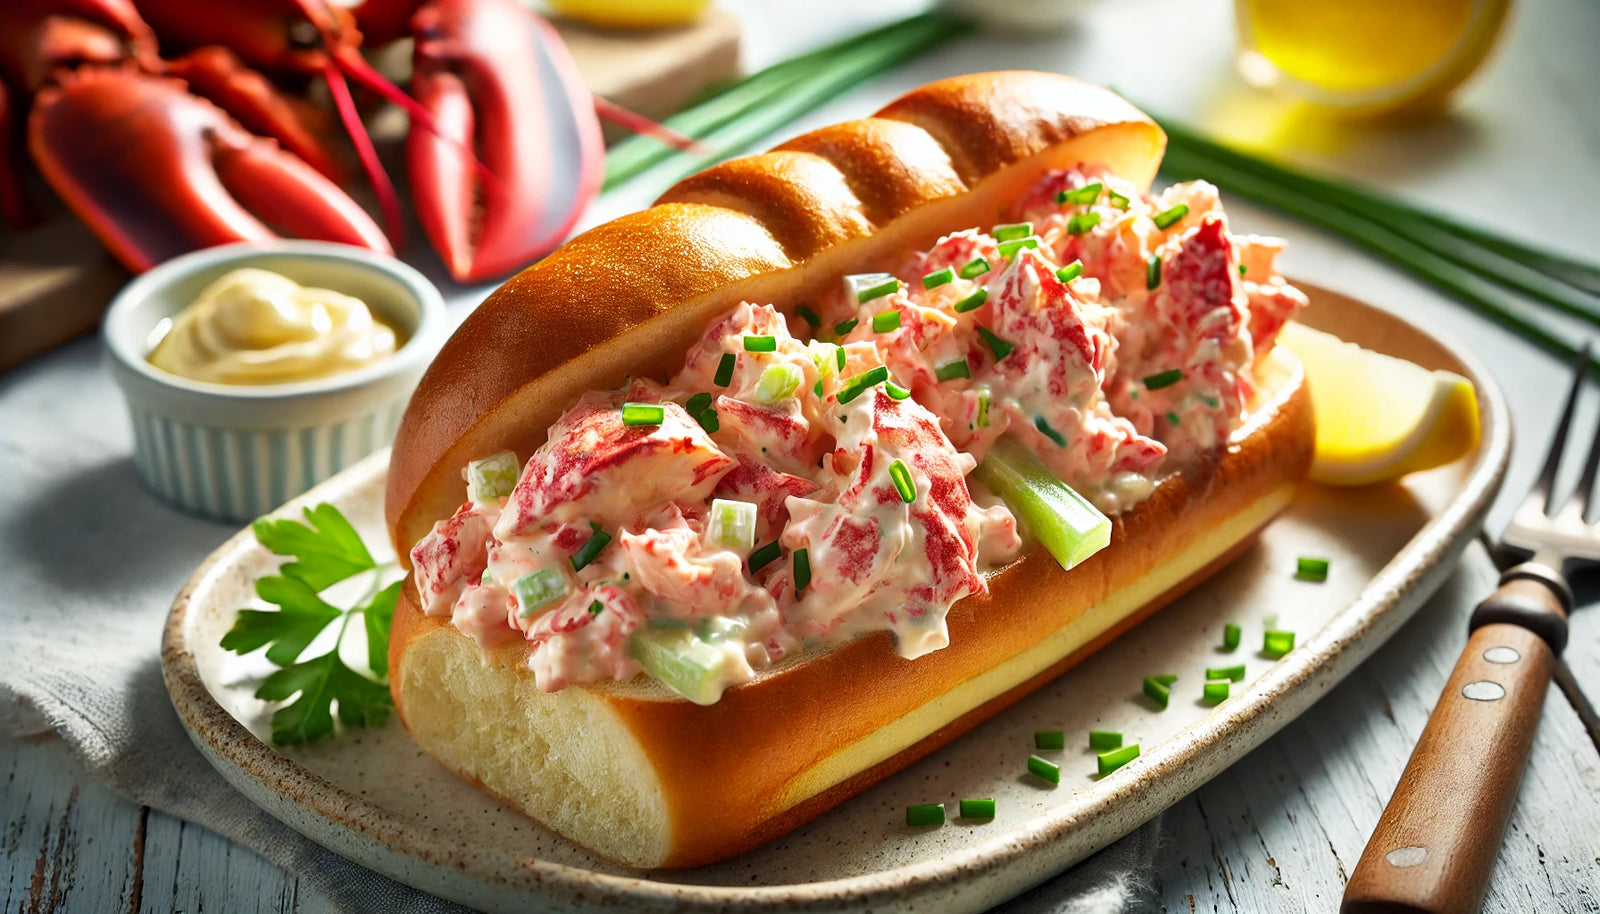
104;241;447;523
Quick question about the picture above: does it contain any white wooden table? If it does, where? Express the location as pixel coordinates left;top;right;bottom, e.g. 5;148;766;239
5;0;1600;910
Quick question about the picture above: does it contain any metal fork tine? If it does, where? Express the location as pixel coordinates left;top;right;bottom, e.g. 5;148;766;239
1535;343;1591;516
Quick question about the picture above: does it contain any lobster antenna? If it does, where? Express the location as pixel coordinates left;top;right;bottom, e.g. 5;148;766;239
322;62;405;247
592;96;710;153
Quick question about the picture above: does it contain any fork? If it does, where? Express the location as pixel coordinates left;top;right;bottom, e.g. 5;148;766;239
1342;348;1587;914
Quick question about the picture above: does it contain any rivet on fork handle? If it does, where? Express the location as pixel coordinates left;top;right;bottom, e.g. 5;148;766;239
1341;565;1569;914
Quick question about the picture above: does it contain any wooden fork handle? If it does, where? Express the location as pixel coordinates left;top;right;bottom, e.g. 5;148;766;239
1343;567;1569;914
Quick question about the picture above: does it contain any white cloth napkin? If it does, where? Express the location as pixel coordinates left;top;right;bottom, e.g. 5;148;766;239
0;362;1161;912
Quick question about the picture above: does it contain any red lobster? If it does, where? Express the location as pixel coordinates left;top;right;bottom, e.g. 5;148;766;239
0;0;654;283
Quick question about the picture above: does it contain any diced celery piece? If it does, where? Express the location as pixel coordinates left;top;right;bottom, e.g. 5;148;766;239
511;568;567;619
465;450;519;502
974;438;1111;570
755;364;803;403
976;389;992;428
631;625;736;705
809;342;842;376
708;498;757;551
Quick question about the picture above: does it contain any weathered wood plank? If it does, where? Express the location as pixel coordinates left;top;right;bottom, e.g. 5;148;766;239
1158;557;1600;912
0;736;144;913
138;812;301;914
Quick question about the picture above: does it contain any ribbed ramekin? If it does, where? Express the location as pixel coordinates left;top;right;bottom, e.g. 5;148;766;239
104;241;447;523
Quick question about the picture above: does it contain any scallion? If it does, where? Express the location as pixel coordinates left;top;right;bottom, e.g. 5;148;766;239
1142;368;1183;390
888;459;916;503
1206;664;1246;682
1223;622;1242;651
589;599;604;615
1088;730;1123;751
1166;411;1181;425
1027;754;1061;784
1108;190;1131;209
884;379;912;400
1263;629;1295;658
696;407;719;434
570;525;612;571
959;257;990;279
621;402;665;427
836;366;889;404
1097;743;1140;776
796;305;822;327
1033;416;1066;447
793;547;811;592
749;540;781;573
743;334;777;352
1151;673;1179;686
1057;181;1102;206
1056;260;1085;283
1143;676;1171;709
997;235;1041;258
836;346;847;371
953;288;988;314
1203;680;1230;704
834;317;860;336
714;352;736;387
923;267;955;288
906;803;945;827
1146;254;1162;290
1296;556;1330;582
977;326;1014;362
873;308;902;333
1153;203;1190;230
1034;730;1065;750
959;798;996;820
1066;212;1101;235
685;392;713;417
856;276;900;303
993;221;1033;241
936;358;971;381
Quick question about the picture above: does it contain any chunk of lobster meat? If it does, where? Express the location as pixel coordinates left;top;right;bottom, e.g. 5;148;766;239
711;396;817;476
620;520;752;620
408;0;604;282
411;499;501;615
495;385;736;539
524;583;645;692
674;303;808;395
27;66;391;273
1237;234;1308;352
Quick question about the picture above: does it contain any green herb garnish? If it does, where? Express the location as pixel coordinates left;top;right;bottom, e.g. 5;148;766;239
621;402;665;427
977;326;1014;362
571;524;612;571
959;798;996;820
749;540;781;573
837;366;889;404
1088;730;1123;751
1142;368;1183;390
1153;203;1190;229
1027;754;1061;784
1203;680;1230;704
743;334;777;352
1263;629;1296;658
997;235;1041;258
714;352;736;387
793;547;812;592
1206;664;1246;682
1146;254;1162;290
923;267;955;288
1223;622;1242;651
1143;676;1172;709
888;459;916;503
906;803;945;827
1035;730;1065;750
953;288;988;314
1066;212;1101;235
872;308;902;333
795;305;822;327
1296;556;1330;581
993;221;1033;241
1056;260;1085;283
1057;182;1102;205
1097;744;1140;776
834;317;860;336
959;257;991;279
936;359;971;381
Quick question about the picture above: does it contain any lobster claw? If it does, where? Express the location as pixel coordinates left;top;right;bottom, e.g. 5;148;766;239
27;65;390;274
408;0;604;283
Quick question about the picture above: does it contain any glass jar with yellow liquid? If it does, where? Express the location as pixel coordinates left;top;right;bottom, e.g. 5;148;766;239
1235;0;1513;116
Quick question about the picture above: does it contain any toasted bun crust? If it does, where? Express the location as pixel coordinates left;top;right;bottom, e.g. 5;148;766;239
385;72;1165;558
383;71;1314;868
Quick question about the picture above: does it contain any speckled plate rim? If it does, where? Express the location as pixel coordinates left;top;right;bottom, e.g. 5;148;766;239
161;284;1510;913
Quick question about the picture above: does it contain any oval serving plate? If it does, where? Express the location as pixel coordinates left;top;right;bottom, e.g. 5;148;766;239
163;283;1508;914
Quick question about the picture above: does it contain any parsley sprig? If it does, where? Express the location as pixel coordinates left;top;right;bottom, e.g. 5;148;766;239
221;504;401;746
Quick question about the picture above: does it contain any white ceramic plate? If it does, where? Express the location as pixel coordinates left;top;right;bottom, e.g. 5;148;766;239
163;285;1508;913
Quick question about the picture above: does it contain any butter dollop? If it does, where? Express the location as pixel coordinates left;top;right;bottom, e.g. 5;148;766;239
148;268;400;385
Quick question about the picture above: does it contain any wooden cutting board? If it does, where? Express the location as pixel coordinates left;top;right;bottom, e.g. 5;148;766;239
0;9;739;373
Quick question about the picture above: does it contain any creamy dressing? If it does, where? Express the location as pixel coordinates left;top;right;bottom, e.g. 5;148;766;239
409;167;1307;703
148;268;400;384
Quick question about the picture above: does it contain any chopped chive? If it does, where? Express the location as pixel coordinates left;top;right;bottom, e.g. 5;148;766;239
872;309;902;333
1142;368;1183;390
621;402;665;427
884;379;912;400
997;235;1041;258
1166;411;1181;425
906;803;944;827
570;526;612;571
953;288;988;313
1296;556;1330;582
936;359;971;381
837;366;889;404
1034;730;1065;750
1146;254;1162;290
1153;203;1190;230
1034;416;1066;447
588;599;604;615
836;346;847;371
1143;676;1171;709
1238;263;1248;276
1027;754;1061;784
1057;181;1102;205
834;317;859;336
888;459;917;503
795;305;822;327
959;257;990;279
714;352;736;387
858;277;900;302
1152;673;1178;686
695;407;719;433
1088;730;1123;751
977;326;1014;362
1203;394;1221;408
793;548;811;592
1206;664;1246;682
1097;743;1140;776
743;334;777;352
1263;629;1295;657
1223;622;1242;651
1203;680;1230;704
1107;190;1131;210
1066;212;1101;235
685;392;713;417
923;267;955;288
813;379;823;397
1056;260;1085;283
748;540;781;573
993;221;1033;241
959;798;996;820
976;390;991;427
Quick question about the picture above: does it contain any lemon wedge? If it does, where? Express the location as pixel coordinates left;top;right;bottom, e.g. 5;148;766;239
1279;322;1480;485
547;0;712;29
